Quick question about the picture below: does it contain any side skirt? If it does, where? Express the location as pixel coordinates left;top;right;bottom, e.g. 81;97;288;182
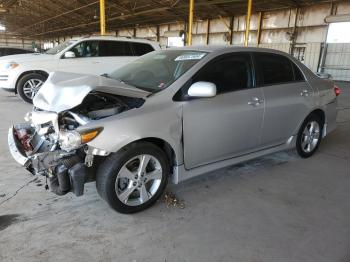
171;136;296;184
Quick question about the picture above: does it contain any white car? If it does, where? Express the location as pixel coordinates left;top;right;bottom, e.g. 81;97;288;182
0;36;160;103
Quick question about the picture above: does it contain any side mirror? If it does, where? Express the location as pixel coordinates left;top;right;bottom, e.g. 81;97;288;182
188;81;217;98
64;51;76;58
316;72;332;79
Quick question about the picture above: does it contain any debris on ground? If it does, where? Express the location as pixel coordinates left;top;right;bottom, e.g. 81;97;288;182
160;191;185;209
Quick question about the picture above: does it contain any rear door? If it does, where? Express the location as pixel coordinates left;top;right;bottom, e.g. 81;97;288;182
253;52;314;147
58;40;101;75
182;53;265;169
98;41;137;75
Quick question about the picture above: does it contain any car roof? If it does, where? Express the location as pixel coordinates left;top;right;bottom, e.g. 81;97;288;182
167;45;290;56
70;35;159;45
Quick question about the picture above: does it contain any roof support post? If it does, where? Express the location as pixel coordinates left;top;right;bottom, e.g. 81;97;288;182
187;0;194;45
100;0;106;35
244;0;252;47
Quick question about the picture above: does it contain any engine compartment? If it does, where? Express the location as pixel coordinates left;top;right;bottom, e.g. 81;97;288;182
11;91;145;197
58;92;145;130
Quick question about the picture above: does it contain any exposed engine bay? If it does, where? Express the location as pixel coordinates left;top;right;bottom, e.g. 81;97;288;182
9;91;144;197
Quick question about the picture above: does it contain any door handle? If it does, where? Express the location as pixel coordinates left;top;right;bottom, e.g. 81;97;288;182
300;89;309;97
248;97;263;106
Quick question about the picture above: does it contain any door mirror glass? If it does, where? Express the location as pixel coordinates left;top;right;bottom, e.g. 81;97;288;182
316;72;332;79
64;51;76;58
188;81;217;98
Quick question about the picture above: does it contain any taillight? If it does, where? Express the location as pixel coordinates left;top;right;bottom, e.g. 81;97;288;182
334;85;341;97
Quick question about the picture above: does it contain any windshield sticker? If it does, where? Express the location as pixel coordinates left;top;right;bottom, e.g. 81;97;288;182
175;53;206;61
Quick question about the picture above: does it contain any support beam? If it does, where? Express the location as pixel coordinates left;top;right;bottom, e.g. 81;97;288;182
244;0;252;47
188;0;194;46
206;19;210;45
100;0;106;35
229;16;234;45
257;11;263;45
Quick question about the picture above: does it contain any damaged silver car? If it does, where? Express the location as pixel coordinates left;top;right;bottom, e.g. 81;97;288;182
8;47;339;213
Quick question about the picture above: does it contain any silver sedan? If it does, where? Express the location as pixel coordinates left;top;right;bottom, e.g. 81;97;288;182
8;46;339;213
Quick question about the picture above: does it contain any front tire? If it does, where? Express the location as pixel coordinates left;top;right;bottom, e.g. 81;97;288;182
296;114;323;158
96;142;169;214
17;73;47;103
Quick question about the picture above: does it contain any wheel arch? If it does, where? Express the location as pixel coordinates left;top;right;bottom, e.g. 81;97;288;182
308;108;325;125
15;70;49;94
120;137;179;174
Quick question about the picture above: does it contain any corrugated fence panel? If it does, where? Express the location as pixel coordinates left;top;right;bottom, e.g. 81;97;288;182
324;43;350;81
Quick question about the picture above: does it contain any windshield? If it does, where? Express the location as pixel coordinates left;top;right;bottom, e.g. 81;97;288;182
109;50;208;93
45;40;76;55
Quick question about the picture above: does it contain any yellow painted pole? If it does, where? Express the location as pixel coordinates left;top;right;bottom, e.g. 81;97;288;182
100;0;106;35
244;0;252;46
188;0;194;45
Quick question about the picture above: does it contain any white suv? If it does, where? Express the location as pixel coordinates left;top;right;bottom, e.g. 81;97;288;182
0;36;160;103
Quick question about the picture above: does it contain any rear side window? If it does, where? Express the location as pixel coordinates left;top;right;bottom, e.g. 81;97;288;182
255;53;294;86
131;43;155;56
292;63;305;81
99;41;133;56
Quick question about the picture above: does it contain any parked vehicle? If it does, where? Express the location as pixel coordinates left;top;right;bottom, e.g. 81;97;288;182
0;47;35;57
8;47;339;213
0;36;160;103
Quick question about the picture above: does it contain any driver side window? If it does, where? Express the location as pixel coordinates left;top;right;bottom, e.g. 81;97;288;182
193;53;253;94
69;41;99;58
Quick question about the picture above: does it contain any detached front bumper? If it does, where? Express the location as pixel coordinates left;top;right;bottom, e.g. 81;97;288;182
8;125;30;167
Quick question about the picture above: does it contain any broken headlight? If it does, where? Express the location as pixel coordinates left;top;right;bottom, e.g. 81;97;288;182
59;127;103;151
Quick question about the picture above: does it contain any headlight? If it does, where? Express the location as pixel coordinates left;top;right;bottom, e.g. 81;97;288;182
2;62;19;70
59;127;103;151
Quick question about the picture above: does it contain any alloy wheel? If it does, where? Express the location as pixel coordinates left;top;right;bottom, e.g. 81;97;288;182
301;120;320;153
22;78;44;99
115;154;162;206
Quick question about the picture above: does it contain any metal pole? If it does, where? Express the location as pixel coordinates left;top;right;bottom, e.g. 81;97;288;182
244;0;252;47
188;0;194;45
100;0;106;35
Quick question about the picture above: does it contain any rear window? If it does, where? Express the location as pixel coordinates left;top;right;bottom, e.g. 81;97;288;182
99;41;133;56
255;53;295;86
131;42;155;56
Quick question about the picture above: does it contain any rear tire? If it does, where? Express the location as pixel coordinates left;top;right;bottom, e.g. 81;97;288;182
96;142;169;214
17;73;47;103
296;114;323;158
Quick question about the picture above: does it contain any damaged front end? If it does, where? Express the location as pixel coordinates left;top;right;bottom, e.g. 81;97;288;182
8;71;149;197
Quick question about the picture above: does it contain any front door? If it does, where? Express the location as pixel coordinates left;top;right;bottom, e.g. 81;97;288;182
182;53;265;169
58;40;101;75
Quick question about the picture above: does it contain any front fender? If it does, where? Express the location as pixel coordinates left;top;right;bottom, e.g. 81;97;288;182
85;101;184;165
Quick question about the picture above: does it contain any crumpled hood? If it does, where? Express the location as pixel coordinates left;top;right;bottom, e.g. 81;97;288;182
33;71;150;113
0;53;54;63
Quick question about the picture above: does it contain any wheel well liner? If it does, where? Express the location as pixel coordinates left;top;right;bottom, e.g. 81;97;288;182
309;109;325;125
123;138;177;173
15;70;49;94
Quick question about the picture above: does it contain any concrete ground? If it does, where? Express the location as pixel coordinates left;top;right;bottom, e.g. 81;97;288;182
0;82;349;262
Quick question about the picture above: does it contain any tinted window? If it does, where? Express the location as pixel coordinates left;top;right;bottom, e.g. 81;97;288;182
99;41;133;56
292;63;305;81
69;41;99;57
192;53;252;94
131;43;155;56
255;53;294;85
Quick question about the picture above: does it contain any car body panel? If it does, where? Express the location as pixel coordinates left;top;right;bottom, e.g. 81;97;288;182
183;87;265;169
33;71;150;112
260;81;315;147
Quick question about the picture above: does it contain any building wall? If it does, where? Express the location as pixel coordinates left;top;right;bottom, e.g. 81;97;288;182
113;1;350;73
14;0;350;77
0;34;39;50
